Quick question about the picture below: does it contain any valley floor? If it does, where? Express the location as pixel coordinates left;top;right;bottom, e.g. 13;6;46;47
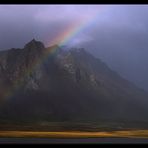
0;130;148;138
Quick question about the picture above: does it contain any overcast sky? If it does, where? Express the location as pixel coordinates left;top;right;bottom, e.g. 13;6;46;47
0;5;148;91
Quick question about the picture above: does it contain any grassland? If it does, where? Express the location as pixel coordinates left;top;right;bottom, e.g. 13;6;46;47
0;130;148;138
0;121;148;138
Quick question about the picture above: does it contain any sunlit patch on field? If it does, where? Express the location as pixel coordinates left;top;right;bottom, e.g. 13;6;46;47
0;130;148;138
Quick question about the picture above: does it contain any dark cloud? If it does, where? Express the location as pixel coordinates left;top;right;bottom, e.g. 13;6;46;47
0;5;148;91
0;5;101;49
81;5;148;91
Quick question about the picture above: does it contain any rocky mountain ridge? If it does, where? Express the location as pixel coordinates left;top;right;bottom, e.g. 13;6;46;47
0;39;147;124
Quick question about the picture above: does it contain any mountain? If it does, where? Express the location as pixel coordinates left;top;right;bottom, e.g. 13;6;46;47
0;39;148;129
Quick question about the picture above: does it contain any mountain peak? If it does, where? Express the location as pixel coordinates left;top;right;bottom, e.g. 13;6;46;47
24;39;45;50
31;38;36;42
0;39;148;125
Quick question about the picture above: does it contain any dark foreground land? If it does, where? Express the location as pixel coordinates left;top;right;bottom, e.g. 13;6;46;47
1;137;148;144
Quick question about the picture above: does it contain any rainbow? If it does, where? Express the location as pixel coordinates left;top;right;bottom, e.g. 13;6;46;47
48;6;103;46
3;45;59;101
2;5;105;101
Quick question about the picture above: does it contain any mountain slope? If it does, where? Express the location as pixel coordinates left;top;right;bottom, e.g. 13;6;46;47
0;39;148;125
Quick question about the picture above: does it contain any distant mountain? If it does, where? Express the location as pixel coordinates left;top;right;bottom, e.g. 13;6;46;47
0;39;148;127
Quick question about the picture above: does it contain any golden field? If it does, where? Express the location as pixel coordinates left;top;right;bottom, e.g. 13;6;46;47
0;130;148;138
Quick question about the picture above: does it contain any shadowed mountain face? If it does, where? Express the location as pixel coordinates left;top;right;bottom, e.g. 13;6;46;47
0;39;148;124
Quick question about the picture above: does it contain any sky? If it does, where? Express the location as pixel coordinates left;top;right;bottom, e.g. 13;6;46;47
0;5;148;91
